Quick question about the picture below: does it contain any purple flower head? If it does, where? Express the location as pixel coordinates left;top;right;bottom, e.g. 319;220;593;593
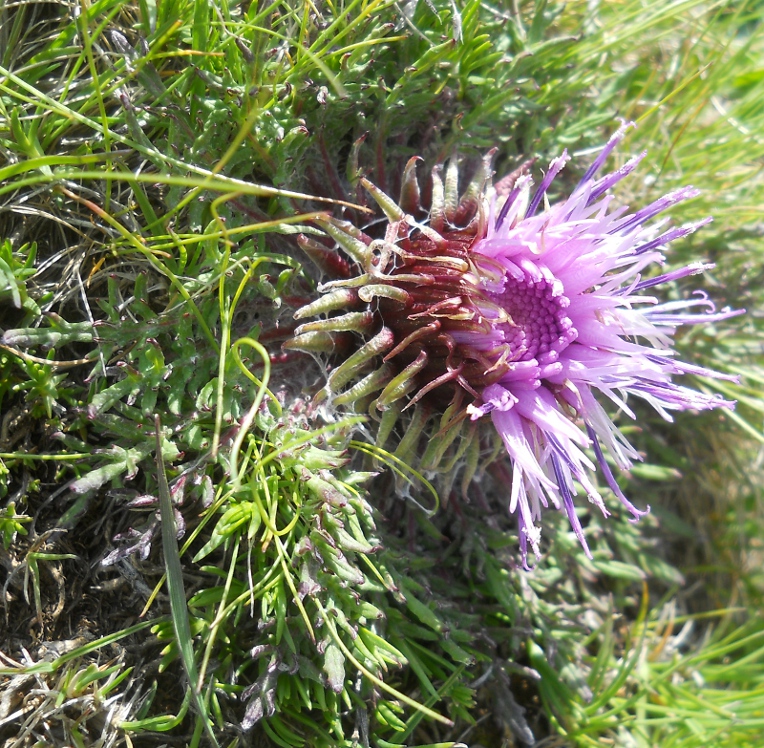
464;123;741;565
288;123;742;567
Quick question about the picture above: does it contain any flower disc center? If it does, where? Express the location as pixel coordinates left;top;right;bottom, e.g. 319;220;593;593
486;260;576;364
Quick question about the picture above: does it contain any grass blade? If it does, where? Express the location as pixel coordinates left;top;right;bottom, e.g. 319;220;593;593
155;415;220;747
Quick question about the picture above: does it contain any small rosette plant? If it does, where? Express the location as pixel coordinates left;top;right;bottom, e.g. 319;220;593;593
288;123;741;566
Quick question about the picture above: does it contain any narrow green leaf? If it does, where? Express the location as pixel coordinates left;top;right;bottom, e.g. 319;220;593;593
155;415;219;747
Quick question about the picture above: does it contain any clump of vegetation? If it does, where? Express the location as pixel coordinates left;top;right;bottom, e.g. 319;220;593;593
1;1;763;746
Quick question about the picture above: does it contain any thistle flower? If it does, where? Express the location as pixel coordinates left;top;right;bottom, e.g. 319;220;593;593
288;124;741;566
